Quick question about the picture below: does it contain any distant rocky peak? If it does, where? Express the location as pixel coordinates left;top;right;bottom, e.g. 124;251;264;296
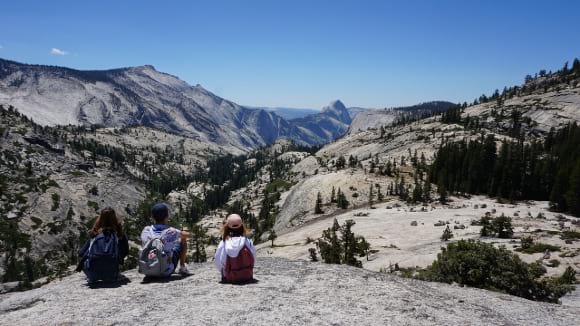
129;64;157;73
322;99;351;124
323;99;347;112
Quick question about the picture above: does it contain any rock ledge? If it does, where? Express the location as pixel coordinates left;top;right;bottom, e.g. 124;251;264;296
0;258;578;325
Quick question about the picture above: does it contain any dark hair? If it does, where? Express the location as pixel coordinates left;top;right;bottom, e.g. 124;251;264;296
151;203;169;223
90;207;123;238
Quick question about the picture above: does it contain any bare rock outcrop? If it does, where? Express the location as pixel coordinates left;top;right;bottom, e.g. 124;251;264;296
0;258;578;325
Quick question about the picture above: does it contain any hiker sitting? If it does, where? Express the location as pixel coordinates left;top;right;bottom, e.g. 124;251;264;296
214;214;257;284
139;203;191;277
77;207;129;284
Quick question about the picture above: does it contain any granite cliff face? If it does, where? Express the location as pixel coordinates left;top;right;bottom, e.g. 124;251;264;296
0;59;352;150
0;258;578;326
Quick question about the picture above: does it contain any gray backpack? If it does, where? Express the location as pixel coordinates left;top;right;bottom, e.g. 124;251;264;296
138;227;171;277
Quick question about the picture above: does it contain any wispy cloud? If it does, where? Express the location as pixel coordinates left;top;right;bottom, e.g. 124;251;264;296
50;48;68;56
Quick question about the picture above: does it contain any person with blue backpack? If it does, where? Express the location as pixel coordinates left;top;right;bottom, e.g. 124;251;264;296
76;207;129;284
138;203;191;277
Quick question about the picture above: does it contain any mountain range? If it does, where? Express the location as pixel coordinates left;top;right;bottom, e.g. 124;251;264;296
0;58;352;151
251;106;319;120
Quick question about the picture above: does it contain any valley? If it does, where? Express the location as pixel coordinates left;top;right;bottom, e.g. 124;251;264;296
3;2;580;325
0;58;579;307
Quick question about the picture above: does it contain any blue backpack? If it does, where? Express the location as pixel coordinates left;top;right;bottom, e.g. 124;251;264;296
83;231;119;283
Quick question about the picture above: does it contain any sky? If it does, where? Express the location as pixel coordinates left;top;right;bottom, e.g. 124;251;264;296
1;0;580;109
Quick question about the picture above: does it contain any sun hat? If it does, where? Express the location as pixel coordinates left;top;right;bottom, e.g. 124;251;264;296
226;214;243;229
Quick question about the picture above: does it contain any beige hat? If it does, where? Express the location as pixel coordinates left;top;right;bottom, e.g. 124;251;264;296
226;214;243;229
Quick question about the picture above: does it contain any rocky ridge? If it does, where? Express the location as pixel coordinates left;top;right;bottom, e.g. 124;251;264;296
348;101;455;135
0;258;578;326
0;58;354;149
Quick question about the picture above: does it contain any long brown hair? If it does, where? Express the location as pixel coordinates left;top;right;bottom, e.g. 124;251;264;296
221;223;249;241
90;207;123;238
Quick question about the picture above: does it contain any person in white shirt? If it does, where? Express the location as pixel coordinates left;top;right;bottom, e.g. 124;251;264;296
140;203;191;276
214;214;257;282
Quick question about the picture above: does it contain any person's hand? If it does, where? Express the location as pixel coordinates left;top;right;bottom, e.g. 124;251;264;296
181;230;191;240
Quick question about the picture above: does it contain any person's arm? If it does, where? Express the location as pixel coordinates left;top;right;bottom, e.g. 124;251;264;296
76;239;91;272
140;226;150;246
214;241;225;272
118;234;129;265
180;230;190;241
78;239;90;258
246;238;257;258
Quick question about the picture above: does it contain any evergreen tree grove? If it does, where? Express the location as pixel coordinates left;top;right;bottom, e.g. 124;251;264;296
429;123;580;217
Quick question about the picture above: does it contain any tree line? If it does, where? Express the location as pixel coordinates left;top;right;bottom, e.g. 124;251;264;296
429;123;580;216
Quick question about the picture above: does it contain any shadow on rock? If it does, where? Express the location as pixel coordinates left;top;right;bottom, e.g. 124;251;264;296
140;274;193;284
219;278;260;285
86;274;132;289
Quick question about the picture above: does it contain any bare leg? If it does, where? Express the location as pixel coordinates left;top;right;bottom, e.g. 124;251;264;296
180;238;187;266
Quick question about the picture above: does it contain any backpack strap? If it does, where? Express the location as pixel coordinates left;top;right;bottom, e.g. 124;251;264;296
101;229;118;242
87;236;97;255
149;226;173;255
159;227;172;243
151;225;171;240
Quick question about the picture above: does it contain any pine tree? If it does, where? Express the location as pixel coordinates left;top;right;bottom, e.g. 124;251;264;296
24;255;34;287
317;219;342;264
480;215;493;237
441;225;453;241
560;266;577;284
564;163;580;216
348;155;358;168
341;220;363;267
330;186;336;203
572;58;580;74
336;188;349;209
268;229;277;247
368;184;374;208
385;161;393;176
335;156;346;170
357;236;371;261
423;177;432;201
438;182;448;204
315;192;324;214
493;214;514;239
376;184;384;201
308;248;318;262
412;178;423;203
190;224;208;263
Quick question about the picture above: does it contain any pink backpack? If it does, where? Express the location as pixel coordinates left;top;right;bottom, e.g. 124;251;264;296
224;244;254;284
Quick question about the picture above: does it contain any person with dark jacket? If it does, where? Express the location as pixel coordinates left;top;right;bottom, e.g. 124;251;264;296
76;207;129;272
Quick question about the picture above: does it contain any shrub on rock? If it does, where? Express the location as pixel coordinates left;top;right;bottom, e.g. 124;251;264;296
417;239;574;303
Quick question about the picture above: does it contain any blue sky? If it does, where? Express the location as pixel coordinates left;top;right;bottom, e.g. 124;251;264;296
1;0;579;109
